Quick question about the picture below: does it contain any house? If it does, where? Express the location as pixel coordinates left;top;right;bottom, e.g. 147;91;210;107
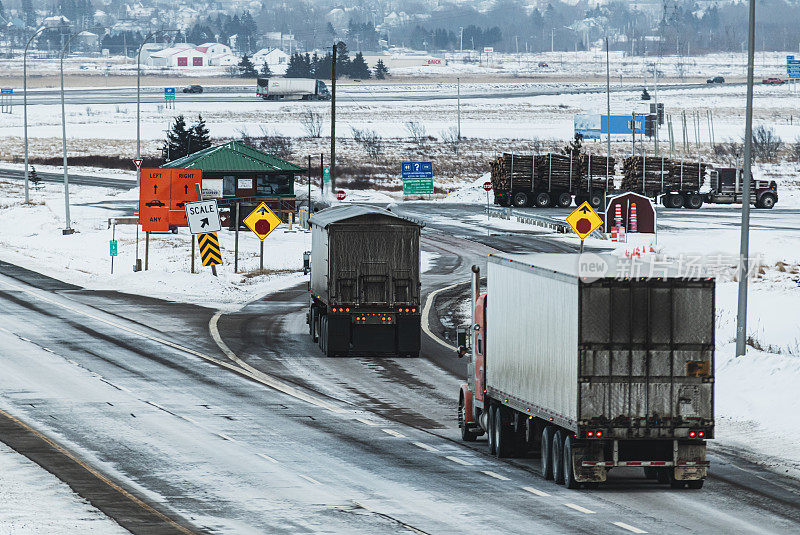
147;46;207;67
252;47;290;73
195;42;231;57
208;53;237;67
74;31;99;52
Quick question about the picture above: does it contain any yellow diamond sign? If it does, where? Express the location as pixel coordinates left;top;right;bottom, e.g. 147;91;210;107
566;201;603;240
243;202;282;241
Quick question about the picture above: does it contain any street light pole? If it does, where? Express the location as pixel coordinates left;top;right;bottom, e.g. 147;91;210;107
23;26;47;204
736;0;757;358
60;31;85;235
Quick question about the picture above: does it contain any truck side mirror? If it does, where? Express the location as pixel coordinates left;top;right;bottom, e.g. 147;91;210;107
303;251;311;275
456;325;469;348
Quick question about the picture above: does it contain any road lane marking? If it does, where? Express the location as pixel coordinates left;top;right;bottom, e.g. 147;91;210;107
482;470;510;481
522;486;550;497
564;503;595;514
421;283;463;351
382;429;406;438
355;418;377;426
412;442;439;452
298;474;321;485
181;415;199;425
257;453;278;463
217;433;235;442
353;501;431;535
612;522;647;533
445;456;472;466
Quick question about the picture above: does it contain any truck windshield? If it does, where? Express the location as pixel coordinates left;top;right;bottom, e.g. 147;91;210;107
317;80;329;94
257;78;269;87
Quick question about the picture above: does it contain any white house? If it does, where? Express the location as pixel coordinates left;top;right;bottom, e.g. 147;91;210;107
195;42;231;57
209;53;237;66
147;46;207;67
251;48;290;75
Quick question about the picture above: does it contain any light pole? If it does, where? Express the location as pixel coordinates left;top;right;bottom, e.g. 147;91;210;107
137;29;178;188
736;0;757;358
60;30;86;235
23;26;47;204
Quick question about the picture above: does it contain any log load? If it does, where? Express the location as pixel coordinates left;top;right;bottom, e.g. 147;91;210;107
490;153;616;192
621;156;708;192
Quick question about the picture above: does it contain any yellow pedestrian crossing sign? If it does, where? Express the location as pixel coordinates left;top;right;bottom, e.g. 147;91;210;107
566;202;603;241
243;202;282;241
198;232;222;266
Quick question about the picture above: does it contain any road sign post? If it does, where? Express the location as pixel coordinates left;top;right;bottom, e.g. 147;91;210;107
483;181;493;235
164;87;175;109
566;201;604;254
243;202;283;272
234;202;240;273
1;88;12;114
110;219;117;274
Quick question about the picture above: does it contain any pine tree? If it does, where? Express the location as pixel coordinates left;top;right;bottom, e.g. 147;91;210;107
29;166;41;189
165;115;193;161
21;0;35;27
260;61;272;77
350;52;371;79
335;41;350;77
238;54;257;78
285;53;311;77
374;59;389;80
190;115;212;153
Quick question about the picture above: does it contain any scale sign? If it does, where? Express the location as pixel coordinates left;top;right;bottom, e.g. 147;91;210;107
401;161;434;195
185;199;221;234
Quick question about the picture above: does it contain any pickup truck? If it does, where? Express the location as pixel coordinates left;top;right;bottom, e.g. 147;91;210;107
762;78;786;85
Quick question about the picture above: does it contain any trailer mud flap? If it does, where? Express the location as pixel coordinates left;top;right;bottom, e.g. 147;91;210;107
674;442;707;481
574;441;607;483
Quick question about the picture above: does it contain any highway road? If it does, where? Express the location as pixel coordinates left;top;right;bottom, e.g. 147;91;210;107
6;81;725;106
1;191;800;533
0;166;136;190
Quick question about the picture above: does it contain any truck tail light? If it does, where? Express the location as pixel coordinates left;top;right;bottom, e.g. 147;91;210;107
689;431;696;438
405;308;410;312
398;308;403;312
345;308;350;312
411;308;416;313
587;431;594;437
596;431;603;438
698;431;705;438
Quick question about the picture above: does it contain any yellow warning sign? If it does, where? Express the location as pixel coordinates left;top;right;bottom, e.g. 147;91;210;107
566;202;603;241
243;202;282;241
198;232;222;266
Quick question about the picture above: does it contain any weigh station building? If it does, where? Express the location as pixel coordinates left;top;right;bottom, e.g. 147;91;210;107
161;140;306;228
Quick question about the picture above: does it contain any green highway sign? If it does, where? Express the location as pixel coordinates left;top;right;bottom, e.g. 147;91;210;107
322;166;331;183
109;239;118;257
164;94;175;100
402;177;434;195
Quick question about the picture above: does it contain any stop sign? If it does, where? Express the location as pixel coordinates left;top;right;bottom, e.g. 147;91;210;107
482;182;493;191
336;190;346;201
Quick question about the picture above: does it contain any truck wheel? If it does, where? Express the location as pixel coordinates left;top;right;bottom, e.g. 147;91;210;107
487;406;497;455
497;196;511;207
669;194;685;209
757;193;776;209
557;192;573;207
686;479;705;489
643;467;659;480
513;193;529;207
588;193;603;209
552;429;565;484
563;434;579;489
541;426;555;480
310;308;318;342
535;192;552;208
495;406;513;458
459;395;478;442
685;194;704;209
656;468;670;484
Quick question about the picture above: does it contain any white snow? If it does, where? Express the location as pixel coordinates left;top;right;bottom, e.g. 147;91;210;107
0;442;128;534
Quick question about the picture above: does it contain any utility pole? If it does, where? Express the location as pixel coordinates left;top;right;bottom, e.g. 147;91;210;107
459;27;463;55
653;63;659;157
606;37;611;185
551;28;554;53
736;0;757;358
457;77;461;140
330;43;336;191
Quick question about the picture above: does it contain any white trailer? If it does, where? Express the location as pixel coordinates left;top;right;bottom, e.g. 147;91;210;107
457;254;714;489
256;78;330;100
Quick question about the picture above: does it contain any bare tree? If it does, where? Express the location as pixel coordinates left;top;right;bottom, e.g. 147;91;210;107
440;127;460;154
750;125;783;162
300;109;323;138
405;121;427;148
713;139;744;167
351;126;383;161
238;126;293;159
791;137;800;167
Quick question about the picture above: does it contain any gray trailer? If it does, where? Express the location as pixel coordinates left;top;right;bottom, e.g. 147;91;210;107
306;205;422;357
457;254;714;489
256;77;330;100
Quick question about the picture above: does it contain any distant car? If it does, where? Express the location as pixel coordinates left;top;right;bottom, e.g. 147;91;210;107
762;77;786;85
706;76;725;84
538;61;549;68
182;85;203;93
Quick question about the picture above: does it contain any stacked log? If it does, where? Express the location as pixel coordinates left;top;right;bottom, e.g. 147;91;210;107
491;153;616;192
621;156;707;192
490;153;534;191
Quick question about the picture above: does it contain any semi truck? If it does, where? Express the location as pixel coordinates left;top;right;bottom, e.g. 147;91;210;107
256;77;330;100
457;254;714;489
306;205;422;357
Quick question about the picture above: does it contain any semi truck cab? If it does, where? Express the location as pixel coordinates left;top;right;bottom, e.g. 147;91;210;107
707;167;778;208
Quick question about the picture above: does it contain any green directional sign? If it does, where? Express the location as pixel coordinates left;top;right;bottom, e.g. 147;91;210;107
403;177;435;195
109;240;118;257
322;166;331;184
164;94;175;101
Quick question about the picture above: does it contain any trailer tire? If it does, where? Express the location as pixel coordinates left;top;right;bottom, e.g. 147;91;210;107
757;193;776;209
588;193;603;209
541;426;555;480
310;308;318;342
563;434;579;489
643;467;659;480
557;192;573;207
685;194;704;209
656;468;670;484
513;193;529;207
552;429;565;484
686;479;705;489
668;193;684;209
494;406;513;458
487;405;497;455
459;394;478;442
535;192;553;208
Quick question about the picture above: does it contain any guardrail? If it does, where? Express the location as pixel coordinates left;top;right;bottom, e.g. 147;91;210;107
487;207;606;240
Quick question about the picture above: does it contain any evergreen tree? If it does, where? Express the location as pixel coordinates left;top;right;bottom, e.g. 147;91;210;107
374;59;388;80
0;1;6;23
190;115;212;153
237;54;257;77
164;115;193;161
350;52;371;79
21;0;35;27
285;53;311;77
334;41;350;77
29;166;41;189
260;61;272;77
313;51;333;79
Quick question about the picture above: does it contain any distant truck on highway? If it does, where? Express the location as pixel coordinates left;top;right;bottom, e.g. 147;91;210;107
457;255;714;489
257;77;330;100
306;206;422;357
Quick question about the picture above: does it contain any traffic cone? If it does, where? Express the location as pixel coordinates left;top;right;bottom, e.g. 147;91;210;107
630;203;638;233
615;203;623;229
611;227;618;242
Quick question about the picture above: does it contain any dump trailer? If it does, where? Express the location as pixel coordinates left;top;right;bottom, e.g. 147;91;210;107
457;254;714;489
256;77;330;100
306;205;422;357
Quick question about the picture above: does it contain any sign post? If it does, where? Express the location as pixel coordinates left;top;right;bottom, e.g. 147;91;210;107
186;184;222;275
1;88;13;113
483;181;493;235
164;87;175;109
565;201;604;254
243;202;283;271
401;161;434;195
109;219;117;274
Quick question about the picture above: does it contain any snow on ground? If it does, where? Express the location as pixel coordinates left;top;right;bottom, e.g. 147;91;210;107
0;179;310;311
0;442;127;534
